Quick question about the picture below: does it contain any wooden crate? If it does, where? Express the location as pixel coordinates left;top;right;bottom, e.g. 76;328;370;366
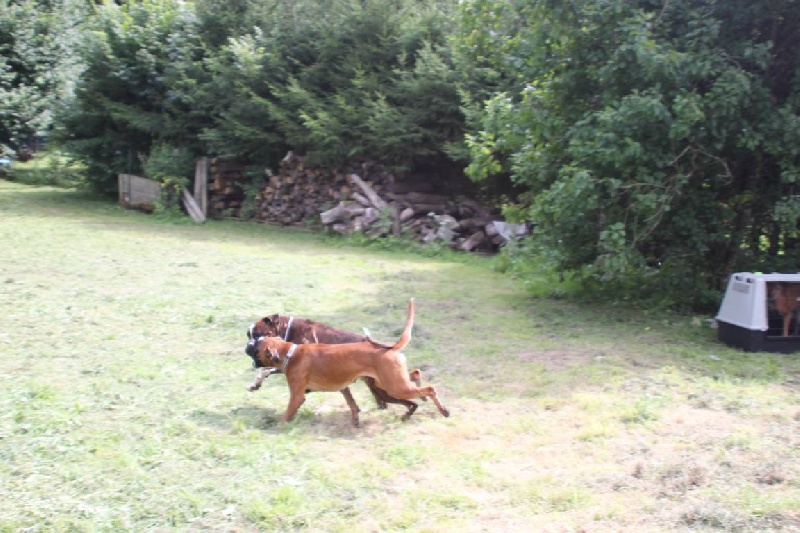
118;174;161;211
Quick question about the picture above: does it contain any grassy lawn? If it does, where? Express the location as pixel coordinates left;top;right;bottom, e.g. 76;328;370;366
1;179;799;532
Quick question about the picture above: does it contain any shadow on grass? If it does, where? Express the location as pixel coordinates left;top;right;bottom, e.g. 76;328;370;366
194;399;379;438
230;405;284;430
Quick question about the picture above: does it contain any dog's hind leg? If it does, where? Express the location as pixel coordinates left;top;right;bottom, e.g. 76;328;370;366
362;376;389;409
384;384;450;419
412;385;449;418
364;376;420;417
424;387;450;418
340;387;361;427
400;401;418;421
408;369;426;402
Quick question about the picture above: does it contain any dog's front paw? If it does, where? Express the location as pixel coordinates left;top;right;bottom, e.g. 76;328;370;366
248;382;262;392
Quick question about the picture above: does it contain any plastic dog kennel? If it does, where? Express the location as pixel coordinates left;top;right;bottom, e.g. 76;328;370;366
716;272;800;352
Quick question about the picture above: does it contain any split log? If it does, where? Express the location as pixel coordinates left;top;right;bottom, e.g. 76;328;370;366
486;221;529;242
320;202;365;225
353;208;381;232
352;192;372;207
388;181;435;194
387;192;449;205
349;174;388;210
459;217;492;233
459;199;491;218
399;207;416;223
461;230;486;251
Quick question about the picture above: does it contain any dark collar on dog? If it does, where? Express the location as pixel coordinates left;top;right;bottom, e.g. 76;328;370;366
284;316;295;341
281;343;298;373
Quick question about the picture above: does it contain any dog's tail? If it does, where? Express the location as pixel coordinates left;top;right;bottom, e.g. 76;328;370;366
392;298;415;351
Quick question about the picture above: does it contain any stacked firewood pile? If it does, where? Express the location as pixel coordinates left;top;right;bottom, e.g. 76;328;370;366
207;151;529;251
321;184;530;251
256;151;385;226
208;158;247;217
207;152;382;223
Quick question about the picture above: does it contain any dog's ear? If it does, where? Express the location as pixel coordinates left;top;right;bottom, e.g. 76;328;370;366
262;314;281;325
267;345;281;364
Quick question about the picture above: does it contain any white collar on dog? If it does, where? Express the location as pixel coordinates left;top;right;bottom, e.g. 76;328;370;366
281;343;298;373
284;316;295;341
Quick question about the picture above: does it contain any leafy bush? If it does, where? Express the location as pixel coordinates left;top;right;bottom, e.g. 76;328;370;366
4;151;83;188
456;0;800;310
141;143;194;213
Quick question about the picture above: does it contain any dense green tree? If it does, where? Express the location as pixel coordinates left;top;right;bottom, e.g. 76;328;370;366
0;0;68;157
458;0;800;309
53;0;465;193
193;0;275;49
55;0;206;194
199;0;462;176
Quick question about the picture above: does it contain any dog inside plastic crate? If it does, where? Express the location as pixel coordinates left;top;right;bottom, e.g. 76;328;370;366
716;273;800;352
767;282;800;337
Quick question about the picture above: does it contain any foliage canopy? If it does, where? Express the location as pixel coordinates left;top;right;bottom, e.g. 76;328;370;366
0;0;76;157
458;0;800;309
54;0;205;193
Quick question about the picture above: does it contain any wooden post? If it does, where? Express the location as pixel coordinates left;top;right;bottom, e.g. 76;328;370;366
194;157;209;217
393;205;402;236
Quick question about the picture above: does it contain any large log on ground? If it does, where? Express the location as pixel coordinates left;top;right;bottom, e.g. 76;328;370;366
387;192;449;205
320;202;366;225
460;230;486;251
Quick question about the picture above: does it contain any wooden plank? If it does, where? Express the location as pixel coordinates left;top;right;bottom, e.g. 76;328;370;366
118;174;127;207
118;174;160;210
181;188;206;223
194;157;209;216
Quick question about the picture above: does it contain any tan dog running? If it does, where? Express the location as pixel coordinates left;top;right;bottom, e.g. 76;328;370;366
246;298;450;426
769;282;800;336
245;310;422;418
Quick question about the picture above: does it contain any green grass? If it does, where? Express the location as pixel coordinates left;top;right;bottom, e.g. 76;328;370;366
1;179;800;532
